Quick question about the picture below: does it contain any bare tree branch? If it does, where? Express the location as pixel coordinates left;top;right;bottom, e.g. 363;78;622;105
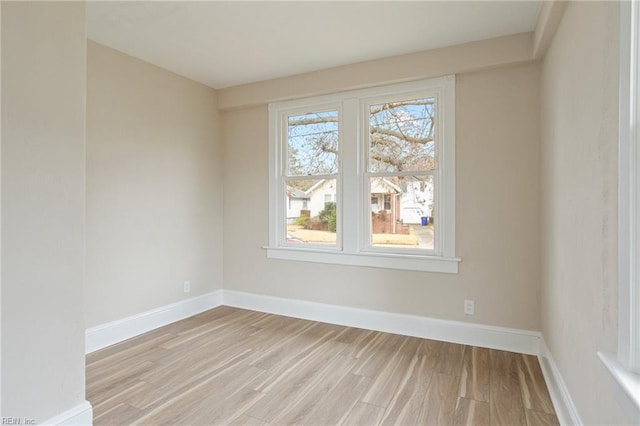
370;100;434;115
288;99;435;174
288;116;338;126
289;100;433;126
370;128;433;144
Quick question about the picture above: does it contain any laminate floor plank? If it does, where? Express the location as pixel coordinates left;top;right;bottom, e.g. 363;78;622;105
489;349;527;425
302;373;371;425
340;401;386;426
361;336;422;408
459;345;491;402
86;332;176;369
249;322;334;371
334;326;371;344
139;337;257;387
246;331;346;394
267;354;358;425
93;403;145;425
247;353;356;423
454;397;491;426
433;340;467;376
135;364;264;425
90;380;148;418
87;306;558;426
231;414;268;426
379;354;433;425
137;348;258;414
352;332;407;378
417;372;460;425
518;354;556;414
207;387;266;425
340;328;378;359
86;360;156;396
525;409;560;426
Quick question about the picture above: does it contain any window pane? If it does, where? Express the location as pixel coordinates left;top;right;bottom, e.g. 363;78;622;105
369;98;436;173
287;110;339;176
286;178;337;245
369;175;434;250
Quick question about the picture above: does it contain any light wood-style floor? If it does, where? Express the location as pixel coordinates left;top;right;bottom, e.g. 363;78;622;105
87;306;558;425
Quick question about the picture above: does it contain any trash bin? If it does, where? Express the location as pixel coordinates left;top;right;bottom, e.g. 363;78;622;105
421;216;428;226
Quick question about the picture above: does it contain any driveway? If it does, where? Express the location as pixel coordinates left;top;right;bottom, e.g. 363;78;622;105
409;224;434;249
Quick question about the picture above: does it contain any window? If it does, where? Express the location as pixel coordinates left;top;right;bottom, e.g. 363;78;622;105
597;1;640;419
617;0;640;377
267;76;459;273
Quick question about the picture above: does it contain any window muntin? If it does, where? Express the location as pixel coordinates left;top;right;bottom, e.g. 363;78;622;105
268;76;458;273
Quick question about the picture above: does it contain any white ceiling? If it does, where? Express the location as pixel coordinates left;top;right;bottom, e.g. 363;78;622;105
87;1;543;89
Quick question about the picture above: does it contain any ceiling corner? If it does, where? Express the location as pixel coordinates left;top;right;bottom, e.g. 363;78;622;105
532;0;569;60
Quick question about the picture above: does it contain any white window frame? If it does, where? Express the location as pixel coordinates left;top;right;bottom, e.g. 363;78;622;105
598;0;640;419
267;76;460;273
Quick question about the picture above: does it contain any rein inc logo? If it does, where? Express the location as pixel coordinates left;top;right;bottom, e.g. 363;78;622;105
2;418;35;425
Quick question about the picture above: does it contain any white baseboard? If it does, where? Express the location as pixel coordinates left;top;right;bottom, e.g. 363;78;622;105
85;290;223;353
222;290;541;355
41;400;93;426
538;338;582;426
85;288;541;356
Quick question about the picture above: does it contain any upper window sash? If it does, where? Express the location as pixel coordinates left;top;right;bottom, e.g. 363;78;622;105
283;108;341;178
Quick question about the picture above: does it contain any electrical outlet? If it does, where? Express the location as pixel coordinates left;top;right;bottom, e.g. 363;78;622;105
464;299;475;315
183;281;190;293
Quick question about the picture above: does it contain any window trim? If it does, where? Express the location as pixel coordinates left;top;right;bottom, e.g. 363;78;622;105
598;0;640;418
267;76;460;273
617;0;640;375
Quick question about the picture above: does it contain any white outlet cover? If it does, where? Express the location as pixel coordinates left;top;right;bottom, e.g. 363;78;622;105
464;300;475;315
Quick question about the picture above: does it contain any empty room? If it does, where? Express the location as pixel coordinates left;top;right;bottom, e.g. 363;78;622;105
1;1;639;425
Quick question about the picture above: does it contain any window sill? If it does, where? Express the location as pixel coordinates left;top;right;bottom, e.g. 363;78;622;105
264;246;460;273
597;352;640;421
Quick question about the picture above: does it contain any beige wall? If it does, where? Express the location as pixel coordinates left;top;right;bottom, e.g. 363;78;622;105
222;62;541;330
218;33;532;110
86;41;222;327
1;1;87;420
540;1;629;424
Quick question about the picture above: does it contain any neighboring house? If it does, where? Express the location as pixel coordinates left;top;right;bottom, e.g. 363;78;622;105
370;178;403;234
286;187;310;224
305;178;404;219
370;177;402;222
304;178;435;225
400;179;434;224
306;178;429;232
305;179;337;218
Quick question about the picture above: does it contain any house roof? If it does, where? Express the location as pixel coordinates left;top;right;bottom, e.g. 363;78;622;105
305;179;327;195
379;178;402;194
304;178;401;195
287;187;310;199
